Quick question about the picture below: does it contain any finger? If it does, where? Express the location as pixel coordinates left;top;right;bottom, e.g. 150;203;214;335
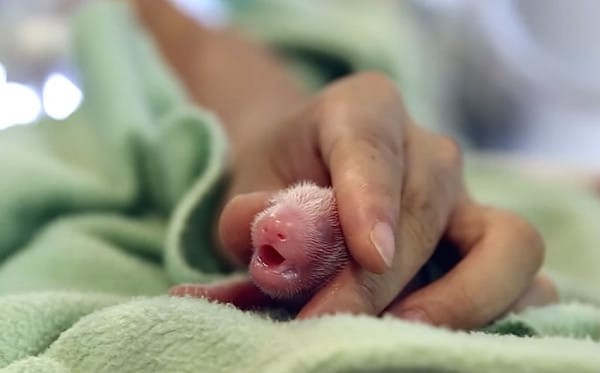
296;263;387;318
169;277;274;310
316;72;407;273
298;130;462;318
296;193;455;319
298;132;461;319
510;272;559;312
218;192;273;266
218;124;296;266
386;204;545;329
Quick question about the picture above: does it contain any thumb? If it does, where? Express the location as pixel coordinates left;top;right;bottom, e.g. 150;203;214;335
218;191;274;266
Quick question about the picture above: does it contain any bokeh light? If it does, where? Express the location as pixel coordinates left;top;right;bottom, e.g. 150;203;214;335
0;63;6;83
42;73;83;120
0;81;42;130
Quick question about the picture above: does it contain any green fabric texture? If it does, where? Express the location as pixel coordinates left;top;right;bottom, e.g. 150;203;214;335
228;0;458;139
0;1;599;372
465;160;600;300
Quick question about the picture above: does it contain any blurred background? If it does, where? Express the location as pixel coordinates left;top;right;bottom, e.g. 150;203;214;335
1;0;598;173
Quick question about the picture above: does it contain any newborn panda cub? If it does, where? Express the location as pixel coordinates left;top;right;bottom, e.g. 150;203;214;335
249;182;349;299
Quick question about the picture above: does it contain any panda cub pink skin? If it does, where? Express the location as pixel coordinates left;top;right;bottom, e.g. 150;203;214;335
250;182;349;299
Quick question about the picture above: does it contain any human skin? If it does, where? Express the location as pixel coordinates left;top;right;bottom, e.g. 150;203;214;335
134;0;558;329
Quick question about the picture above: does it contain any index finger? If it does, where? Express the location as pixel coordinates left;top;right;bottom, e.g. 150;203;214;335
298;126;463;318
316;72;406;274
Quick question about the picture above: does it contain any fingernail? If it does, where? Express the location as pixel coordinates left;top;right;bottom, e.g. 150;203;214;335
397;308;430;324
370;221;395;268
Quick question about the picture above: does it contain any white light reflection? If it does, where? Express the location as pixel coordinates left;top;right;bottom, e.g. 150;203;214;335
42;73;83;120
0;63;6;84
171;0;230;28
0;82;42;130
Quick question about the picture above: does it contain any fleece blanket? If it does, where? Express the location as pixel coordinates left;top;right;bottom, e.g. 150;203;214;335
1;2;599;372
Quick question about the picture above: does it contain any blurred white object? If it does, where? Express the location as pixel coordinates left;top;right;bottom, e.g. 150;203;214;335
415;0;600;170
0;0;228;129
42;73;82;120
0;0;84;129
0;82;42;129
170;0;230;28
0;63;6;84
471;0;600;102
16;15;69;66
468;0;600;169
0;1;72;84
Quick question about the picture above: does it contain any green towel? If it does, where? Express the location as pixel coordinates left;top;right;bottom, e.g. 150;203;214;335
228;0;457;138
1;2;600;372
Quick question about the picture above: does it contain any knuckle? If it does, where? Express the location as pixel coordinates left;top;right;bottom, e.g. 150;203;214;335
403;206;440;259
432;287;480;328
449;286;484;328
311;94;353;128
536;273;560;303
355;131;400;167
402;189;445;255
495;210;546;268
352;121;403;165
357;131;383;156
353;71;398;93
356;274;391;313
402;292;477;329
435;134;463;170
514;219;545;268
356;277;381;314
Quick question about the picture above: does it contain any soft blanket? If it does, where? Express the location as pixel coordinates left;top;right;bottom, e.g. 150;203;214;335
1;2;599;372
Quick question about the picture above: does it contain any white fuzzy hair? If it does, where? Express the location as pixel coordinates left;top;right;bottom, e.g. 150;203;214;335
250;181;349;299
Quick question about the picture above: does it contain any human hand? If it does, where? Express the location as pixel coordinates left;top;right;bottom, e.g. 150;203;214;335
171;72;557;329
